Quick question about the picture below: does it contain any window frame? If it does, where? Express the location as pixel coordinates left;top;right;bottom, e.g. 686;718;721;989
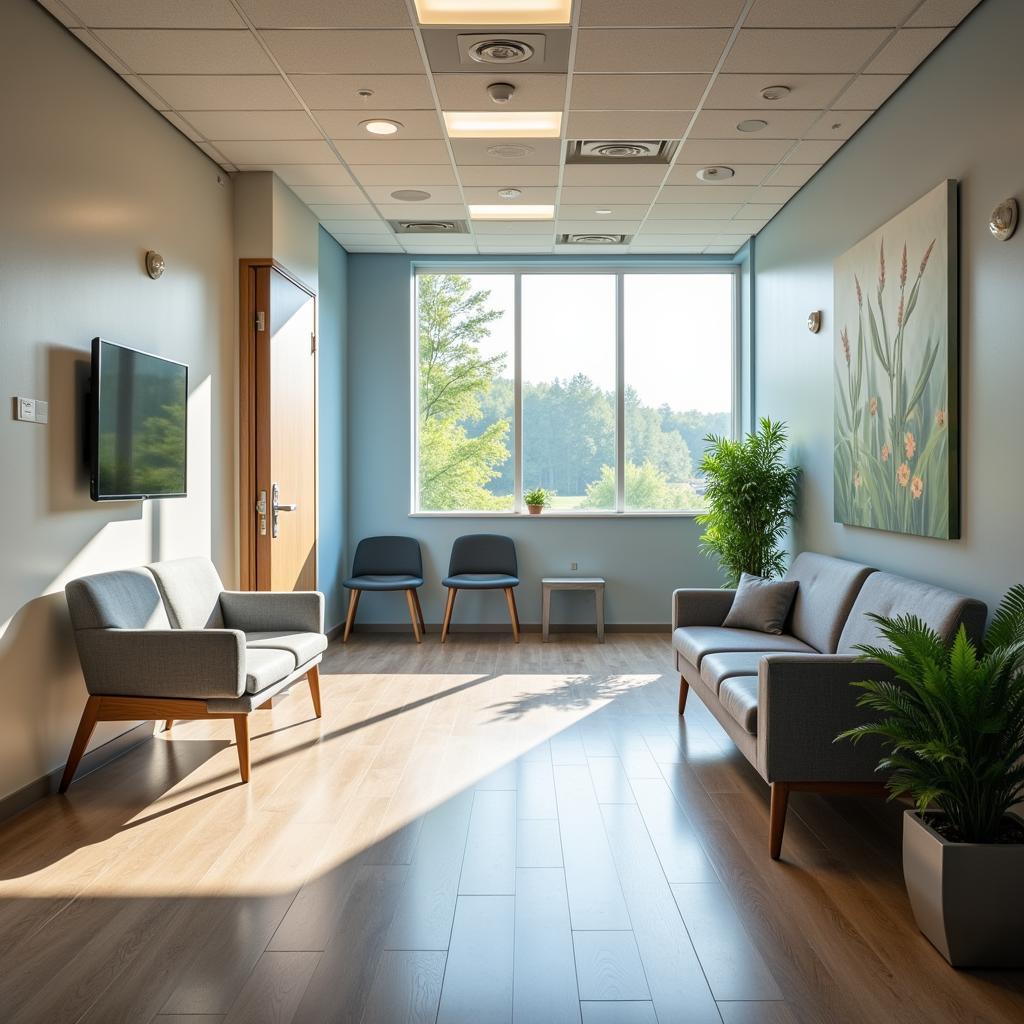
411;264;741;518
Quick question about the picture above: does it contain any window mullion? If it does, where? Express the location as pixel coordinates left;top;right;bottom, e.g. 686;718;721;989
514;272;523;513
615;272;625;513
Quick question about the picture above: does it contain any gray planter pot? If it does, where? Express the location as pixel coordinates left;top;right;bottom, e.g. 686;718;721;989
902;809;1024;967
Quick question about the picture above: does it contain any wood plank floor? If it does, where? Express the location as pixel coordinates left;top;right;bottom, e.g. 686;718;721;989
1;634;1022;1024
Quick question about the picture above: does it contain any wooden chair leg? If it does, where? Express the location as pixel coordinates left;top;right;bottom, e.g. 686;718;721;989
342;588;361;643
769;782;790;860
405;588;423;643
59;696;101;794
412;588;426;634
307;664;322;718
233;715;251;784
440;587;457;643
678;675;689;715
164;719;174;732
504;587;521;643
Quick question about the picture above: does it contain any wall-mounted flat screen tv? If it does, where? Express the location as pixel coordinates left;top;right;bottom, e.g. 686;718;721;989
90;338;188;501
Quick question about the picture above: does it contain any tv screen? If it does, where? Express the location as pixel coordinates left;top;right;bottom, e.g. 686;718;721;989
90;338;188;501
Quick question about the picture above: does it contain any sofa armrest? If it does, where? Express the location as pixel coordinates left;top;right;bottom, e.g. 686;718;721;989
756;654;893;783
74;628;245;699
671;588;735;630
219;590;325;634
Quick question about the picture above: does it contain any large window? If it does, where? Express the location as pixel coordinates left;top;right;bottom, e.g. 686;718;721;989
414;268;737;514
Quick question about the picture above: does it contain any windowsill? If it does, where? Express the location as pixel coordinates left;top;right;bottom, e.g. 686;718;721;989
408;511;701;519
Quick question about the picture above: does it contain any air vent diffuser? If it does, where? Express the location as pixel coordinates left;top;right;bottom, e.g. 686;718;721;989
566;140;678;165
388;220;469;234
558;233;631;245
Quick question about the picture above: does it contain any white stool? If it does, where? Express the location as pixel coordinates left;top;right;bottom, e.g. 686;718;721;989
541;577;605;643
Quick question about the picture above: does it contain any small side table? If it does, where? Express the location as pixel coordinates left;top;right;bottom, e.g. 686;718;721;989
541;577;605;643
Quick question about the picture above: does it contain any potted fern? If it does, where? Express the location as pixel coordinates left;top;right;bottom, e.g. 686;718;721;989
839;588;1024;967
697;418;800;586
525;487;549;515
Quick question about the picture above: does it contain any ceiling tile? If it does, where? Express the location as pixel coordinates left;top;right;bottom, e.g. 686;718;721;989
140;74;300;110
764;163;820;186
122;75;170;110
749;185;800;203
395;234;473;245
321;219;391;234
786;138;842;162
290;74;434;110
71;29;129;72
688;108;821;140
344;244;405;252
468;221;557;234
556;219;640;233
640;218;737;233
161;111;203;142
556;204;653;219
744;0;918;27
378;203;467;218
310;203;380;219
724;29;889;73
570;74;709;111
403;244;480;253
459;165;559;185
215;139;336;163
633;233;720;245
434;74;567;111
290;185;370;204
906;0;982;27
450;139;562;165
565;110;694;138
575;29;731;73
92;29;276;73
833;73;905;109
351;164;458;186
659;185;755;203
736;202;784;218
667;164;774;185
184;110;321;140
197;142;233;167
677;138;793;163
703;73;851;109
864;28;951;74
475;233;554;244
336;139;452;164
704;244;742;253
579;0;745;27
559;185;660;203
334;233;399;246
316;109;442;140
236;0;410;27
261;30;424;73
464;186;557;203
480;245;555;252
66;0;244;27
645;203;743;219
561;166;666;186
364;185;465;203
803;109;873;140
240;164;355;186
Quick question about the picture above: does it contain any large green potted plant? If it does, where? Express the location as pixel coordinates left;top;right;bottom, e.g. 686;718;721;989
696;418;800;586
839;589;1024;967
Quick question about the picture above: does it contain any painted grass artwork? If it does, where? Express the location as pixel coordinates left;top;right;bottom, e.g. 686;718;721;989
833;180;959;539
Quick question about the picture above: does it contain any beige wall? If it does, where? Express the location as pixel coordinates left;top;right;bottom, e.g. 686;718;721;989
0;0;237;802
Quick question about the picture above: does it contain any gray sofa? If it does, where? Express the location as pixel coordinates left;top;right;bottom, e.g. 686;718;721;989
672;552;986;859
62;556;327;791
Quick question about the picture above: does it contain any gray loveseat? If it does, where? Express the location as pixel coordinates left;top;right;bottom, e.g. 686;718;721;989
62;556;327;791
672;552;986;859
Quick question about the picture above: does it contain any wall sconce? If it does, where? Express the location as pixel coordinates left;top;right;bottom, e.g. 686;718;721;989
989;198;1018;241
145;251;166;279
807;310;822;334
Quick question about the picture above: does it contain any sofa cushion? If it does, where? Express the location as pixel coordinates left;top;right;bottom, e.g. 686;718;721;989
245;647;296;694
837;572;987;655
247;630;327;666
784;552;875;653
700;651;770;693
149;557;226;629
65;567;171;630
673;626;815;668
722;573;798;634
719;676;759;734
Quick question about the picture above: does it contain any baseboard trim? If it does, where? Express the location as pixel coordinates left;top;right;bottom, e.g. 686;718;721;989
347;622;669;634
0;721;154;825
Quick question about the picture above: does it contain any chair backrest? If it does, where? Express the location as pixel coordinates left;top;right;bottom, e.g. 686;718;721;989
784;552;876;653
149;557;226;629
448;534;517;577
65;567;171;631
351;535;423;578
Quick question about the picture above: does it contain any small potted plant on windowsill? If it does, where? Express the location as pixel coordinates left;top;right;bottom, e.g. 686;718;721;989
525;488;550;515
838;587;1024;967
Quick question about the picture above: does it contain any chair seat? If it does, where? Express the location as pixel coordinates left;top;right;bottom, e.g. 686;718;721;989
246;630;327;666
345;574;423;591
244;647;296;694
443;573;520;589
719;675;759;735
673;626;815;668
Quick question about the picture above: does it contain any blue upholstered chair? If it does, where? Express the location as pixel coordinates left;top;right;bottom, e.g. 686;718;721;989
441;534;520;643
343;536;425;643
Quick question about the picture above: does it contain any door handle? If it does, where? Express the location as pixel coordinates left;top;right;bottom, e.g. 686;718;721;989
270;482;298;538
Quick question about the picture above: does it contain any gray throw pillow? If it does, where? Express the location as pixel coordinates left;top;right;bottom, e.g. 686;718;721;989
722;573;799;635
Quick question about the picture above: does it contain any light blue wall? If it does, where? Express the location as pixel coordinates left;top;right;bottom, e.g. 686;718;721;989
344;252;745;627
753;0;1023;614
318;227;348;632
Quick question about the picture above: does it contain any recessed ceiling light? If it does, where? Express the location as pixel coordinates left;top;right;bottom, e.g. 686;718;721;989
361;118;402;135
469;204;554;221
443;110;561;138
486;143;534;158
696;166;735;181
497;187;523;199
413;1;571;26
391;189;432;202
595;208;612;215
736;119;768;133
760;85;791;101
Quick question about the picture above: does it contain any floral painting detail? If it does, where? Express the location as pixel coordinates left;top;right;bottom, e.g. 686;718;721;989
833;181;959;539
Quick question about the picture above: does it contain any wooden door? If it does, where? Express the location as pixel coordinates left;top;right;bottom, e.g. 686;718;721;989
247;264;317;592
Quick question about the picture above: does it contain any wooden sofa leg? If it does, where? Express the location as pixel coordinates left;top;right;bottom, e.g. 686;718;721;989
59;696;101;794
164;719;174;732
342;589;360;643
678;675;690;715
307;664;322;718
769;782;790;860
441;588;457;643
233;715;251;784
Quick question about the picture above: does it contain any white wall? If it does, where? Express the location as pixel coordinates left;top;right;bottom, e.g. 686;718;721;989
0;0;237;802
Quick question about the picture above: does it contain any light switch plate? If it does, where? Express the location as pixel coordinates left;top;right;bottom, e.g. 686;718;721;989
14;396;47;423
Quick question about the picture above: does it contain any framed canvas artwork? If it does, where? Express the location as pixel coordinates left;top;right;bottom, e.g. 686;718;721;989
833;179;959;539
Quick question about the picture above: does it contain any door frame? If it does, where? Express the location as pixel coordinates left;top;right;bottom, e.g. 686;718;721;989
238;258;318;591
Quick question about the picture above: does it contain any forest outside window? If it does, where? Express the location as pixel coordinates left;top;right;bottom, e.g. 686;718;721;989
413;268;738;514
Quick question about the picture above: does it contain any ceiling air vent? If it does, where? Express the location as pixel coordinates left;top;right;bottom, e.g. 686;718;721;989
468;38;534;64
566;140;679;165
388;220;469;234
558;233;632;245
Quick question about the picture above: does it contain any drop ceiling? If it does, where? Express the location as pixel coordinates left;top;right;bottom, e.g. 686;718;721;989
37;0;982;255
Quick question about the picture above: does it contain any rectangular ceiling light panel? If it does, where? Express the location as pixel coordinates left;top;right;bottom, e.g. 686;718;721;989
443;110;562;138
469;204;555;220
414;0;572;25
